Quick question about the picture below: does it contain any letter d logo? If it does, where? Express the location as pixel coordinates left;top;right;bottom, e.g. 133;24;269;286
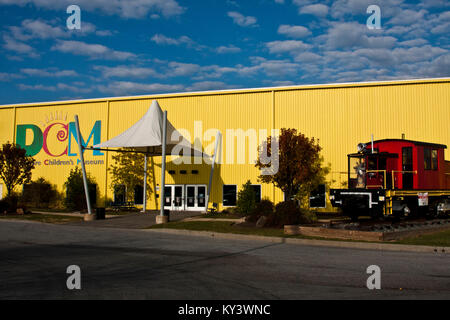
16;124;43;156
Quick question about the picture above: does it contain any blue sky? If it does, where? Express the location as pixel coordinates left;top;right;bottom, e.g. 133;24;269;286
0;0;449;104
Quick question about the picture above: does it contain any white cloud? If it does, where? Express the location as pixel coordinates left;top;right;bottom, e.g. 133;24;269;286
51;40;136;60
97;81;184;95
150;34;206;50
18;82;92;93
151;34;194;46
227;11;258;27
330;0;404;19
278;25;311;38
187;81;238;91
0;0;185;19
266;40;311;54
94;65;157;78
325;22;397;49
398;39;428;47
0;72;22;81
2;35;39;58
419;54;450;77
270;80;296;86
236;58;301;78
21;68;78;77
9;19;66;40
294;51;322;63
6;19;113;42
216;45;241;54
299;4;329;17
167;62;201;77
388;9;428;25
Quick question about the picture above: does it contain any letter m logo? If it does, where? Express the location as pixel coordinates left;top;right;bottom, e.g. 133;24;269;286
68;120;103;156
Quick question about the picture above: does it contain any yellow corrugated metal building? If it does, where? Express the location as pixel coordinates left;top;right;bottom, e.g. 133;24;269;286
0;78;449;211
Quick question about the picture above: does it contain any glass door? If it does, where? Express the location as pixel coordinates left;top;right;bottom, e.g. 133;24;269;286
163;185;185;211
197;186;206;210
186;186;196;209
185;185;207;211
163;186;172;210
173;185;184;211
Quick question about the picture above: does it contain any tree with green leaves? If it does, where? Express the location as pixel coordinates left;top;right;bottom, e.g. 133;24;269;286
236;180;257;216
0;142;35;197
108;150;153;202
22;177;61;208
64;167;97;211
255;128;330;206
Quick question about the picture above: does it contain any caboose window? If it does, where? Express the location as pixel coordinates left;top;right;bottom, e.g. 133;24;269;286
424;148;432;170
424;148;438;170
431;149;438;170
368;156;377;170
423;148;438;170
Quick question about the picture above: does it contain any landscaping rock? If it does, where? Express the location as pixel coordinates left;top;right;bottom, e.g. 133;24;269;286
256;216;267;228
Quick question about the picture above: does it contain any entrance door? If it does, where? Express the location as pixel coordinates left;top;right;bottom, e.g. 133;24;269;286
402;147;413;189
185;185;207;211
163;185;185;211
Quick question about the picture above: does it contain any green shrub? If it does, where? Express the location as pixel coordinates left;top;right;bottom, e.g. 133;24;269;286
247;198;275;222
236;180;257;216
265;201;316;228
0;198;9;213
0;193;19;213
21;177;60;209
64;167;98;211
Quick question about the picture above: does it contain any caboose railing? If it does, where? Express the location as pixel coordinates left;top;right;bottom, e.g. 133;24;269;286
365;170;418;190
390;170;418;189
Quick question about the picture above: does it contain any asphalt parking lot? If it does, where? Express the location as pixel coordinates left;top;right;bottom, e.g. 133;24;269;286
0;220;449;300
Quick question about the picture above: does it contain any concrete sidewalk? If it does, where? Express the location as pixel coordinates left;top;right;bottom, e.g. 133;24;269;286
65;211;202;229
33;211;117;219
147;228;449;254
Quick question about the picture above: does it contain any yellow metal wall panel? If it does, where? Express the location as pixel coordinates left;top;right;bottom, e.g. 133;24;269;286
12;102;108;203
0;108;15;144
0;108;15;198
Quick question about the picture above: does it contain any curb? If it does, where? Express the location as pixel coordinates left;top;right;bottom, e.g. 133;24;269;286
146;228;449;254
147;228;285;243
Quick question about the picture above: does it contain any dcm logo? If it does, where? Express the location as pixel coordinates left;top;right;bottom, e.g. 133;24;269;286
16;120;104;157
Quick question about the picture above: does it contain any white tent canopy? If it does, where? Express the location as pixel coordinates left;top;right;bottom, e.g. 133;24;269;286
75;100;220;218
94;100;204;156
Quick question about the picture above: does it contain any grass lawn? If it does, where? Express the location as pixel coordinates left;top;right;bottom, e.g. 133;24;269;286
149;220;450;247
106;210;141;216
149;221;286;237
199;213;244;219
29;207;73;213
396;229;450;247
0;213;83;224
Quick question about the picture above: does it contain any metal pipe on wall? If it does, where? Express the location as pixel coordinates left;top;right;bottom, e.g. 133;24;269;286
160;111;168;217
74;115;93;215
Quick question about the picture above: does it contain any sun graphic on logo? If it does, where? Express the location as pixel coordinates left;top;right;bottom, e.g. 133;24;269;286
40;111;68;128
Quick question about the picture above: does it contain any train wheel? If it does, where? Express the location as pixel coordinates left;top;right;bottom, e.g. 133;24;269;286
342;205;358;222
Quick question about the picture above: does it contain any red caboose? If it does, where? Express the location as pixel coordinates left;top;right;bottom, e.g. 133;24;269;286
330;138;450;220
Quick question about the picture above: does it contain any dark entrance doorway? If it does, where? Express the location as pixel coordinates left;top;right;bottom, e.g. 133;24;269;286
402;147;413;189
